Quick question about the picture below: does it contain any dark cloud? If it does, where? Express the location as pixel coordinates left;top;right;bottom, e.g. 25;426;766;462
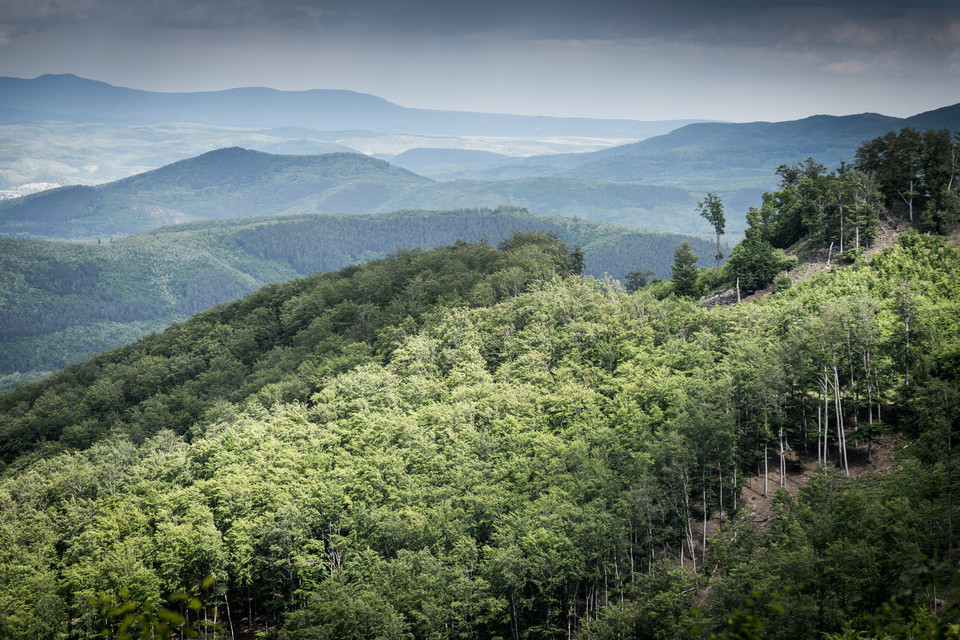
2;0;956;39
0;0;955;121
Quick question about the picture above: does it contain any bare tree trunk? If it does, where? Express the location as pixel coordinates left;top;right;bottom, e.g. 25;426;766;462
718;462;724;525
846;327;857;429
716;231;723;271
687;518;697;573
226;595;235;640
649;528;654;576
685;491;697;572
802;397;807;454
840;205;844;254
834;365;849;477
905;313;911;388
702;466;708;567
823;371;830;464
897;179;915;223
732;442;738;512
679;533;684;569
779;424;786;488
646;517;654;577
817;402;823;466
678;465;697;573
838;191;845;254
605;568;609;608
764;443;769;498
876;367;882;423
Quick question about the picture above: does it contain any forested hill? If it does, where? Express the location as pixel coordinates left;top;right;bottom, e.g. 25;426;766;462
0;227;957;639
0;149;432;239
0;147;695;240
0;207;719;386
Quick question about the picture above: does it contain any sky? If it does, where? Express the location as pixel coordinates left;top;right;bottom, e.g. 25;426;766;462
0;0;958;123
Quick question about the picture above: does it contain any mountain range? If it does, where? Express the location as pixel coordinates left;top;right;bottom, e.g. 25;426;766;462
418;105;960;193
0;74;697;138
2;75;959;388
2;75;958;230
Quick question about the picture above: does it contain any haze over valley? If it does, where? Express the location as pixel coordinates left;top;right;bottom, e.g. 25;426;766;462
3;75;959;242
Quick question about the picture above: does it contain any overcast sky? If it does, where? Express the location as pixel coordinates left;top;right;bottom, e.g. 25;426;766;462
0;0;957;122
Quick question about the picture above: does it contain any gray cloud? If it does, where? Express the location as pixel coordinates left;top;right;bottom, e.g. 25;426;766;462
1;0;955;83
2;0;956;37
0;0;956;121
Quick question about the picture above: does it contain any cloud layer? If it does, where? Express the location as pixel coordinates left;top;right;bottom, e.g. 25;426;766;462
0;0;957;121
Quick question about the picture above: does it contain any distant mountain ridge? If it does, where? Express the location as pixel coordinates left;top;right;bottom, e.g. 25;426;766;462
459;105;960;188
0;74;700;138
3;74;958;240
5;97;959;240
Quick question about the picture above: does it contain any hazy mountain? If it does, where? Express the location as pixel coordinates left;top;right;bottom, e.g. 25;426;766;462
0;121;641;194
450;105;960;192
0;148;699;240
13;98;958;243
0;74;700;138
4;75;956;230
0;149;432;238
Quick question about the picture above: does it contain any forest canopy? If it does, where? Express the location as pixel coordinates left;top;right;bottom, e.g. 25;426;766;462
0;225;957;639
0;127;958;640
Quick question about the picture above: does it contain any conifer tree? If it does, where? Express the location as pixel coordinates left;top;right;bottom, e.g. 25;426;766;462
670;242;699;297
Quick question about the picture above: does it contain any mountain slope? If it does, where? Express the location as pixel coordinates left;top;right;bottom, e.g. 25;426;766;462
558;112;910;185
0;232;956;639
0;207;720;384
0;149;433;238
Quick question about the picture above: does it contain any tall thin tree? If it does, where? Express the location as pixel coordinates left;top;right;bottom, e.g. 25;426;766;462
697;192;726;270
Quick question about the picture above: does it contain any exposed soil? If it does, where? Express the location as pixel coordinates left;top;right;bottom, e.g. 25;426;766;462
680;430;904;593
737;431;902;528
